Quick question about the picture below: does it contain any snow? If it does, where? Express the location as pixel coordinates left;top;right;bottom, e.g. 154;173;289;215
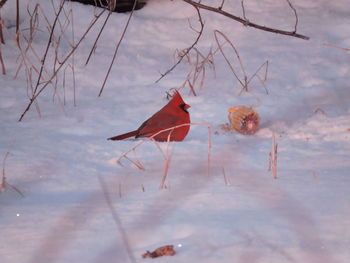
0;0;349;263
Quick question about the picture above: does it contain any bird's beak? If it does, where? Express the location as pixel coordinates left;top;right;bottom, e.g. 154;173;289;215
184;104;190;110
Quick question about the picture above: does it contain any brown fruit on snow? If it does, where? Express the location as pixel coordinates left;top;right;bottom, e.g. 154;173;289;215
228;106;260;135
142;245;176;258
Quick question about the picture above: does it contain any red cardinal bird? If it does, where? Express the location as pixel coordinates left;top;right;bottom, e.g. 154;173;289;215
108;91;190;142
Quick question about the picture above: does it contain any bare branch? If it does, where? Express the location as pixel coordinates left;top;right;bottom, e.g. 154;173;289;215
182;0;309;40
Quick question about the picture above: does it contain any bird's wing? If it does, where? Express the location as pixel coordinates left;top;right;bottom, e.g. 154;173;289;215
136;111;179;138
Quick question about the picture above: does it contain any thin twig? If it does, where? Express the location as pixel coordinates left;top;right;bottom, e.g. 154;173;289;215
18;8;106;121
241;0;247;21
219;0;225;10
0;44;5;75
285;0;298;33
182;0;309;40
16;0;19;44
155;5;204;83
85;10;112;65
98;0;137;97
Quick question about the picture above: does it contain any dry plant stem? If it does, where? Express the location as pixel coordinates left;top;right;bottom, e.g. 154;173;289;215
270;133;278;179
1;152;24;197
65;2;77;106
322;43;350;52
32;0;65;103
18;8;106;121
117;123;212;177
98;0;137;97
214;30;248;90
0;152;9;190
85;10;112;65
180;47;217;95
154;131;174;189
182;0;309;40
159;143;173;189
97;174;136;263
240;60;269;95
155;5;204;83
215;30;269;94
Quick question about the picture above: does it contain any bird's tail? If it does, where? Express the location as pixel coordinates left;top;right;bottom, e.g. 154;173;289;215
107;130;138;141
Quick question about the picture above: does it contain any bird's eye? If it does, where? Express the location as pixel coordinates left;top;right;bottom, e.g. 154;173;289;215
179;103;189;113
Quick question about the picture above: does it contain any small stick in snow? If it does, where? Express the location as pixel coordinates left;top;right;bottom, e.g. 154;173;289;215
222;167;231;186
1;152;24;197
268;133;278;179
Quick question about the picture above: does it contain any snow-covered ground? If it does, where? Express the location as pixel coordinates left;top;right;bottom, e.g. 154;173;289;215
0;0;349;262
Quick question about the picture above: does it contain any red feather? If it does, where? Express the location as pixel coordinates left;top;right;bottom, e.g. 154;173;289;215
108;91;190;142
